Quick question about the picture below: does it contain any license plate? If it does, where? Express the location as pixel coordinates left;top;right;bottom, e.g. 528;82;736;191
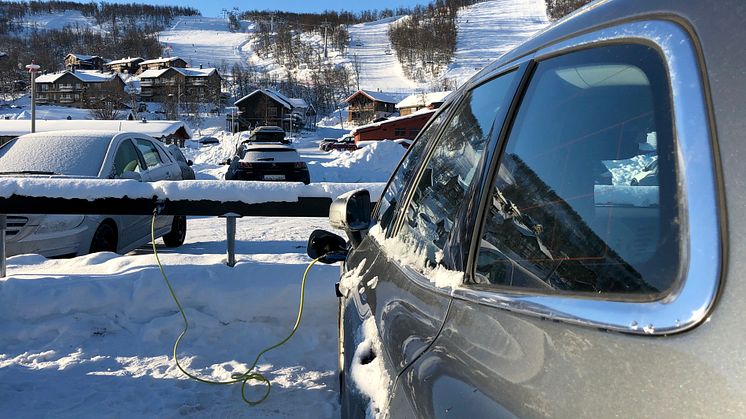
264;174;285;180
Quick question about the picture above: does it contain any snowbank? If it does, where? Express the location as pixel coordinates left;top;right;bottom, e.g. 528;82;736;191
310;140;406;183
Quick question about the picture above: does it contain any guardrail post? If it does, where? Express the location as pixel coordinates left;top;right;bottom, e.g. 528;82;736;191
220;213;242;267
0;215;6;278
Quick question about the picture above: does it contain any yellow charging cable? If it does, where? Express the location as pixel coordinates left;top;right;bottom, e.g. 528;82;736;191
151;211;321;406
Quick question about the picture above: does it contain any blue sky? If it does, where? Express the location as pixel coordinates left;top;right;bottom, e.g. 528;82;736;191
77;0;433;17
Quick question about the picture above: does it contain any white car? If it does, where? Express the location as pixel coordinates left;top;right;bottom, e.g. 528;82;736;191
0;130;188;257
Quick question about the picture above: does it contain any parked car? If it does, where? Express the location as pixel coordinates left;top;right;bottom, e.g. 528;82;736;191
321;134;354;151
0;130;188;257
319;137;339;150
224;143;310;184
247;125;289;144
307;1;743;417
325;135;358;152
166;144;196;180
197;136;219;145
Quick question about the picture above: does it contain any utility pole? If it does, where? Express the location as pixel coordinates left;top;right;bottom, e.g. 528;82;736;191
25;61;40;133
321;20;331;59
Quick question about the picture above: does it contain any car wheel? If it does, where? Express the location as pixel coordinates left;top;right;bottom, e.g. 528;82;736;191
90;222;117;253
162;216;187;247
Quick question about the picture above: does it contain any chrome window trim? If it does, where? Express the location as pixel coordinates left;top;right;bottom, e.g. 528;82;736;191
454;20;721;336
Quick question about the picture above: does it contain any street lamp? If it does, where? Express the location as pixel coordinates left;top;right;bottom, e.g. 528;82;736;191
25;61;40;133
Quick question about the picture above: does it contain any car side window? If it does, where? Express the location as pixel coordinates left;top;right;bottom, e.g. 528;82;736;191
475;44;680;298
112;140;143;177
375;110;447;233
398;71;518;265
136;139;163;169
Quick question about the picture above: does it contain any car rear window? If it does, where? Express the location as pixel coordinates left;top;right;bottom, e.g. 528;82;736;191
475;44;679;299
0;134;110;176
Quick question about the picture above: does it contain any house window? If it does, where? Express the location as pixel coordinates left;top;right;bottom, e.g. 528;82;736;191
394;128;407;137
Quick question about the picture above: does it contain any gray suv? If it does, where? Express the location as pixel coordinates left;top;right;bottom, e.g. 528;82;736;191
308;1;743;417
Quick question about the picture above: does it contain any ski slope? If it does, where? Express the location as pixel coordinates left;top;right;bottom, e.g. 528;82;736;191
445;0;549;82
157;16;251;69
346;17;427;93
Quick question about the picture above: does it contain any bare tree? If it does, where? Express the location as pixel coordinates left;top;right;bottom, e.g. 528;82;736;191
85;83;128;119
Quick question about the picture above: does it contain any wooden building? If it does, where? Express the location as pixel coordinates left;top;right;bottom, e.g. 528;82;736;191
64;53;106;71
396;91;451;116
352;109;436;143
139;67;221;104
35;70;126;108
232;89;310;132
138;57;188;73
105;57;144;74
345;90;398;124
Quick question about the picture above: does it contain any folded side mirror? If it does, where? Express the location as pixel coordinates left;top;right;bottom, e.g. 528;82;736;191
307;229;348;264
187;160;193;166
329;189;371;248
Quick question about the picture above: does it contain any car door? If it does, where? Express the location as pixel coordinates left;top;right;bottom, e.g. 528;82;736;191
341;66;527;417
400;23;724;418
134;138;175;232
106;137;152;251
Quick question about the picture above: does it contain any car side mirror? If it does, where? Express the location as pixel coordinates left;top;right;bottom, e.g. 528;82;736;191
120;171;142;182
329;189;371;248
221;158;231;165
187;160;193;166
307;229;348;264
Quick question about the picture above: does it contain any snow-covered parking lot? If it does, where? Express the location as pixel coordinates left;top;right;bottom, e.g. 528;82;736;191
0;126;411;418
0;216;342;418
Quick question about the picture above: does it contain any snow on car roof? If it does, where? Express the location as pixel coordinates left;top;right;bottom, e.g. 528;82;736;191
0;120;191;139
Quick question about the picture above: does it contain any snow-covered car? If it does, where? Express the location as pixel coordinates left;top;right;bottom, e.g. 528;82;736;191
224;143;310;184
308;1;741;417
166;144;196;180
247;125;289;144
0;130;188;257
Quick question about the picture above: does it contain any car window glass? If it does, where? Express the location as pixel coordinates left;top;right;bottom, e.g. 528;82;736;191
375;110;447;233
112;140;143;176
136;139;163;169
399;71;517;264
475;44;679;298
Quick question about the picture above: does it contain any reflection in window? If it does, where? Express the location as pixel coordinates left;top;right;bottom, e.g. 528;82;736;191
400;71;517;265
476;44;680;298
376;111;447;233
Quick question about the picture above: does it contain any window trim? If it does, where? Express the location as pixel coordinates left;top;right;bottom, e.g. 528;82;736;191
457;20;721;336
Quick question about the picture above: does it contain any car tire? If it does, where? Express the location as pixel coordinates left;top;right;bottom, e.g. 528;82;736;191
90;222;117;253
162;216;187;247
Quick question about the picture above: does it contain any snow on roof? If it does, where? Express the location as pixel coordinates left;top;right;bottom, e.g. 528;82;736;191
352;108;436;134
235;89;294;110
140;56;183;65
35;70;120;84
106;57;143;65
288;98;308;109
66;53;102;62
138;67;217;79
396;91;452;109
345;89;399;104
0;120;191;139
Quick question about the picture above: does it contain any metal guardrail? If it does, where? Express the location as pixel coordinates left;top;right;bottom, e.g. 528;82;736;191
0;195;333;277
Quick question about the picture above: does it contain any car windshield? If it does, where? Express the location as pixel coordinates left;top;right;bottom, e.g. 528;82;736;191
251;131;285;142
0;134;110;176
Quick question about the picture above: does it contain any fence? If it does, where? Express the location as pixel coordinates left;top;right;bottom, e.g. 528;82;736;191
0;178;368;277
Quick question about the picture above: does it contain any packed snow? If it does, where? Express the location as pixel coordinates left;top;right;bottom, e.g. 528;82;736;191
0;216;341;418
